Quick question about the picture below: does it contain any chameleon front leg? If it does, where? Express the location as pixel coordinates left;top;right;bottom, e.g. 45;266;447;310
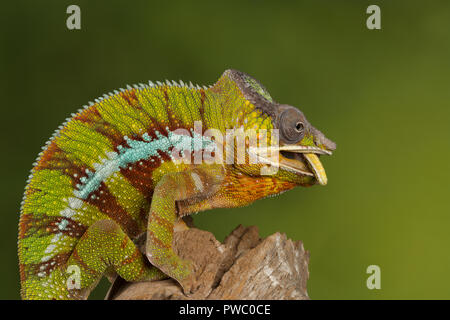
66;219;166;299
146;166;224;294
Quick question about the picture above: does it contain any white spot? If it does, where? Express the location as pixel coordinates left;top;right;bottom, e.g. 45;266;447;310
44;244;56;254
191;172;204;192
60;208;76;218
51;234;62;243
68;197;83;210
58;220;69;231
263;265;279;286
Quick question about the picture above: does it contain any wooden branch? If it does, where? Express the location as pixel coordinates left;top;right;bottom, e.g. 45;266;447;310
105;223;310;300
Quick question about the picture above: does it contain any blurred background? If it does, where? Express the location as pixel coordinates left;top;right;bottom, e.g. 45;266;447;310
1;0;449;299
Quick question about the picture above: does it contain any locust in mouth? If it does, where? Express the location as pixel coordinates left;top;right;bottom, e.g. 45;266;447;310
278;145;331;185
253;144;332;185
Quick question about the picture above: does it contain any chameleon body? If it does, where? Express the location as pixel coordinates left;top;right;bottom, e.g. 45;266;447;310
18;70;336;299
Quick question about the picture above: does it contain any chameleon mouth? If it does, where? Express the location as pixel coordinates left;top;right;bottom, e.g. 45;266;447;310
249;145;331;185
279;147;330;185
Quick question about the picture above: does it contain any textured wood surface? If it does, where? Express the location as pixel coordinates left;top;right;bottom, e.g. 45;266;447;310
106;224;310;300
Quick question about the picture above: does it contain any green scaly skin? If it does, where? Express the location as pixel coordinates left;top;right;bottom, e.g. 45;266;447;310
18;69;336;299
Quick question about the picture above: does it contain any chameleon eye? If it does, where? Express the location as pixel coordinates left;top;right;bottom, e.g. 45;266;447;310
279;108;305;144
295;122;304;133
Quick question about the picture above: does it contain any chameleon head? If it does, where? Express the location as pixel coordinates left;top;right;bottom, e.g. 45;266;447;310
274;104;336;186
224;69;336;186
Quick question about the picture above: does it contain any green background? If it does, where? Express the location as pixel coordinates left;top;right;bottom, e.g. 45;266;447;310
1;0;449;299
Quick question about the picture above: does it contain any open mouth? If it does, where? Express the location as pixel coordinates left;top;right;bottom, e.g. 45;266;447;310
252;145;331;185
280;151;328;185
279;145;330;185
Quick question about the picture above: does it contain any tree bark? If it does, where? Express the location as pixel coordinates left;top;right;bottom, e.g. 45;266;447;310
105;223;310;300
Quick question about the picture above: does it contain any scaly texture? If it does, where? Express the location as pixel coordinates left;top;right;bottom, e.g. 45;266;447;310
18;70;335;299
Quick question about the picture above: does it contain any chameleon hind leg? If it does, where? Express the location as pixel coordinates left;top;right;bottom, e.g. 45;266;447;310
65;219;166;299
146;166;224;294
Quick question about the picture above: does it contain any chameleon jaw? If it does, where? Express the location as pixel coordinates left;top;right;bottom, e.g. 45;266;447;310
278;145;332;155
256;145;332;155
249;145;332;185
278;147;330;185
255;153;314;177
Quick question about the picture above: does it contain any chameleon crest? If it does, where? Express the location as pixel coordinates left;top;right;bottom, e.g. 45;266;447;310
18;69;335;299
